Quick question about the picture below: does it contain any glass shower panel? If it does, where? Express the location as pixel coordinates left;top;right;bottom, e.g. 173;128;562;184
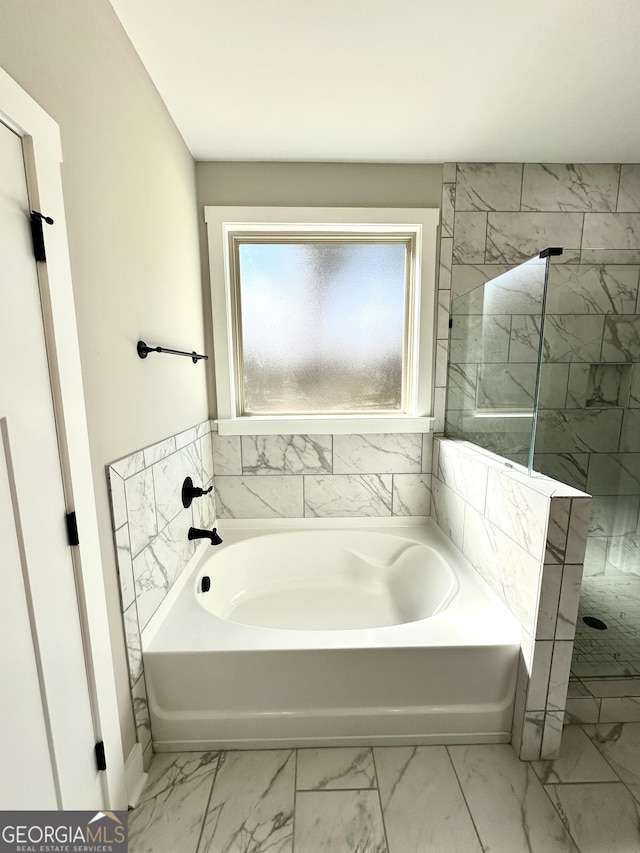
532;252;640;678
445;255;548;467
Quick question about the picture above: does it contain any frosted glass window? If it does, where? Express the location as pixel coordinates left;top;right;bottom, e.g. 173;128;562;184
235;241;409;414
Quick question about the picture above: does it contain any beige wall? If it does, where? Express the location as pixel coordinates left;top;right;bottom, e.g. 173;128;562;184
0;0;208;758
196;161;443;410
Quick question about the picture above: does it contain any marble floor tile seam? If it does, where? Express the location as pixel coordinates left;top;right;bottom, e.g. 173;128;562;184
441;745;486;853
369;751;392;853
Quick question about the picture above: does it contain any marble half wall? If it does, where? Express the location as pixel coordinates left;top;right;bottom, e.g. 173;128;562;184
432;437;591;760
107;419;216;765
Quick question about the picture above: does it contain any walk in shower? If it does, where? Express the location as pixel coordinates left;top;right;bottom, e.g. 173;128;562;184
445;248;640;679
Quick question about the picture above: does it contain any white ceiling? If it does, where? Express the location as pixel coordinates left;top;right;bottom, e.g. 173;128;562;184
109;0;640;163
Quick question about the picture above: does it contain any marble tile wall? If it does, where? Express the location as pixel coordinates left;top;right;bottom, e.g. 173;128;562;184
108;420;216;765
438;162;640;583
432;437;591;760
211;432;433;519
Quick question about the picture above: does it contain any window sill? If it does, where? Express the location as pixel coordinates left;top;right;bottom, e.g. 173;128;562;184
214;415;434;436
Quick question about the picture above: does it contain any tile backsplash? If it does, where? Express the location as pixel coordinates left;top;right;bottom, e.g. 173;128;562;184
212;433;433;519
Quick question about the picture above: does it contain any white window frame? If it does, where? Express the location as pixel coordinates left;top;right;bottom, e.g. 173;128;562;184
205;206;439;435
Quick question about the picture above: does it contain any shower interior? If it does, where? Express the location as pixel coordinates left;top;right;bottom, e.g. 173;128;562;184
445;248;640;679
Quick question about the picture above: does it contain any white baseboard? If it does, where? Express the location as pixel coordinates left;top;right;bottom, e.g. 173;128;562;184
124;742;148;809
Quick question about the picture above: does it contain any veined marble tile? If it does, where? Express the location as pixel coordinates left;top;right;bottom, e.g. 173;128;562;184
618;164;640;212
196;420;211;438
541;710;565;759
600;697;640;723
153;446;201;530
547;641;574;711
293;790;386;853
421;433;433;473
476;362;537;409
455;163;523;211
486;212;584;265
436;288;450;339
449;313;511;363
540;315;605;363
108;469;127;530
581;247;640;264
199;750;294;853
333;433;420;474
443;162;457;183
583;212;640;250
566;498;591;564
215;475;303;518
392;473;431;516
545;499;570;564
602;315;640;361
132;509;195;629
452;211;487;264
125;467;157;557
589;495;639;537
565;363;590;409
556;564;583;641
193;483;216;531
242;434;332;475
518;710;545;760
445;362;477;411
437;440;488;511
175;425;199;450
484;468;549;560
304;474;392;518
540;364;572;409
532;724;617;784
631;365;640;407
129;752;218;853
114;523;134;611
607;533;640;575
621;409;640;452
431;477;464;550
440;181;455;237
200;433;214;482
547;262;639;314
212;434;241;475
564;681;601;724
111;449;145;480
374;745;482;853
438;236;452;290
536;568;562;640
531;453;589;491
535;409;623;454
522;164;620;212
462;505;541;633
123;602;142;687
296;747;375;790
451;262;512;300
584;678;640;698
433;386;446;433
582;536;607;576
132;674;151;753
545;782;640;853
583;722;640;803
526;641;554;710
435;339;448;388
143;435;177;468
448;744;577;851
587;453;640;496
506;314;543;363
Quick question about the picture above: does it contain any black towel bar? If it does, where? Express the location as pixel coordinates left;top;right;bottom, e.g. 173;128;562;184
137;340;208;364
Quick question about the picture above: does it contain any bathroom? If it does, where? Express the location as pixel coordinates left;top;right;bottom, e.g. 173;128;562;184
1;1;639;850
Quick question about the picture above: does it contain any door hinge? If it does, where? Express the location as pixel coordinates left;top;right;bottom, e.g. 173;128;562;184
30;210;54;262
65;511;79;546
95;741;107;772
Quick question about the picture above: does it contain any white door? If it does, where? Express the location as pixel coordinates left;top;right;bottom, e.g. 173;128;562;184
0;118;104;807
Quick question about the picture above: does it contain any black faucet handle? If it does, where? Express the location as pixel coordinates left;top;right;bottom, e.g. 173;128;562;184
182;476;213;508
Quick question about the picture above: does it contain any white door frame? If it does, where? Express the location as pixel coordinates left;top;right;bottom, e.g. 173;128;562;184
0;66;126;809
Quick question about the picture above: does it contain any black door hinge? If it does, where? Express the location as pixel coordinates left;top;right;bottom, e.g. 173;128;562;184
95;741;107;772
65;511;79;546
30;210;54;262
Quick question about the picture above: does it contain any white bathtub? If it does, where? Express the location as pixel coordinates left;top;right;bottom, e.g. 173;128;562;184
143;519;521;751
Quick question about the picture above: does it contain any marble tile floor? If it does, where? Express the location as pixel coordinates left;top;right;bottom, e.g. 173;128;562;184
573;575;640;678
129;727;640;853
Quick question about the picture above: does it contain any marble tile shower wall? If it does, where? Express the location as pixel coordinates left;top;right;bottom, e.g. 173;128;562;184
438;162;640;581
432;437;591;761
107;420;216;766
211;433;433;519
